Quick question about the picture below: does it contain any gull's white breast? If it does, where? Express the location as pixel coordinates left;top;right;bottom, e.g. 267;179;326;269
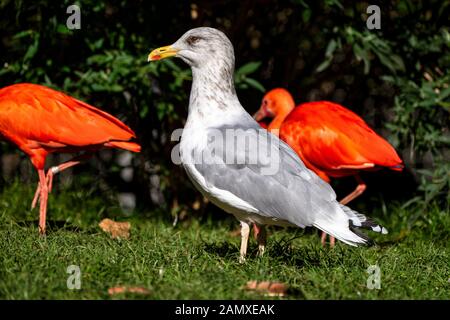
179;123;259;216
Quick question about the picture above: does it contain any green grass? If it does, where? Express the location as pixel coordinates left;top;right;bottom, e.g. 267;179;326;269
0;180;449;299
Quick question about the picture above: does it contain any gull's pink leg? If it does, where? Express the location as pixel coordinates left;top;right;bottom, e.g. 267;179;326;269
330;236;336;247
253;223;260;240
321;175;367;248
38;169;48;235
254;224;267;257
239;221;250;263
321;231;327;246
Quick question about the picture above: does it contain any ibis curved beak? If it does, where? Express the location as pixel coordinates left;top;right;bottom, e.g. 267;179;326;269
253;107;268;121
148;45;179;61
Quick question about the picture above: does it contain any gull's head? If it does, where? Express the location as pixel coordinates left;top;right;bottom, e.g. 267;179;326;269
148;27;234;69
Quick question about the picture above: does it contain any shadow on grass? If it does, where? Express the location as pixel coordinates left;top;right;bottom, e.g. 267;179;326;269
201;235;324;269
268;241;324;269
202;241;238;259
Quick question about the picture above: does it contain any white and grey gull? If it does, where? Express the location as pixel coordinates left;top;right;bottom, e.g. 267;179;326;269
148;27;387;262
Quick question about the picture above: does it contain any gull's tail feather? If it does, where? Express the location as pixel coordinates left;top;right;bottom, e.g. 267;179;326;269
313;204;387;247
340;204;388;235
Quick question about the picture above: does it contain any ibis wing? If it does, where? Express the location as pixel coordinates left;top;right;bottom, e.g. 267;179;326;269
0;84;136;149
281;101;402;170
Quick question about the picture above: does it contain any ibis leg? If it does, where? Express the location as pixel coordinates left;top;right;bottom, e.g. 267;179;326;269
31;184;41;209
31;153;92;209
38;169;48;235
339;175;367;205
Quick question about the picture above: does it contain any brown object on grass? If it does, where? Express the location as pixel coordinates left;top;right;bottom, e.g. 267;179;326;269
99;218;131;239
108;286;150;295
244;280;288;297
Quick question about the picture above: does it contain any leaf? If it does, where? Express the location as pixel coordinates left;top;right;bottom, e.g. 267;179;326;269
162;59;181;72
243;78;265;93
316;58;332;73
90;84;114;92
87;38;104;51
325;39;338;58
377;52;405;73
295;0;309;8
12;30;33;39
324;0;344;9
56;24;71;35
236;61;261;76
99;218;131;239
23;35;39;62
353;43;370;74
316;39;339;73
302;9;312;23
438;86;450;101
390;54;406;72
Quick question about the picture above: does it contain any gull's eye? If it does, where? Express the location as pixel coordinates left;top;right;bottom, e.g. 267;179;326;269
186;36;202;46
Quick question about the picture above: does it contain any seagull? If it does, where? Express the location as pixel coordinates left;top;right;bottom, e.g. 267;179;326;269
148;27;388;262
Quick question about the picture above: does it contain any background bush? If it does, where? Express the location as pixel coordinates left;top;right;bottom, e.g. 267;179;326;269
0;0;448;222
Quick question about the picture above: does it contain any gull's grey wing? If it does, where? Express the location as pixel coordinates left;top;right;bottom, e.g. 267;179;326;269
193;115;338;227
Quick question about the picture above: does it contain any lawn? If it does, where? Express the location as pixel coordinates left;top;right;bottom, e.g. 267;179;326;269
0;180;448;299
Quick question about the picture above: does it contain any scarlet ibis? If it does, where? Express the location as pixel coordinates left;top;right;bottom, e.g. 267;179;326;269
254;88;403;246
0;83;141;234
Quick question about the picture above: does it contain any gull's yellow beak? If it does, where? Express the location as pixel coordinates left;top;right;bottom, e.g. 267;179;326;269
147;45;179;61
